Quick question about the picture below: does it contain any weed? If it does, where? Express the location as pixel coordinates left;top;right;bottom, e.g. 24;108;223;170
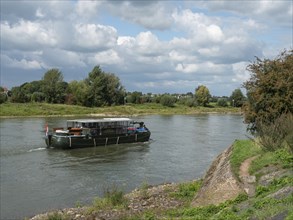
104;186;128;207
171;180;202;201
75;201;82;208
140;181;150;199
142;211;156;220
250;148;293;175
256;176;293;198
47;212;68;220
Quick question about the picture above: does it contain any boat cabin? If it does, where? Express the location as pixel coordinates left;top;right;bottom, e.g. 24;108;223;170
63;118;146;136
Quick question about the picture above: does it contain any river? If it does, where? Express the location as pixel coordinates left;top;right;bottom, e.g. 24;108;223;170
0;114;248;219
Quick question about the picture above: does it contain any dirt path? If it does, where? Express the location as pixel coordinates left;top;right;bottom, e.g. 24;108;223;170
239;155;259;197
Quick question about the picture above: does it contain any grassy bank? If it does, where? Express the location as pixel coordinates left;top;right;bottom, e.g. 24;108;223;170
29;140;293;220
0;102;241;117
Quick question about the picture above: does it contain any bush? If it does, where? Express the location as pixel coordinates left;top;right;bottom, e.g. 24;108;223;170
104;185;128;207
160;95;176;107
258;113;293;151
243;49;293;134
217;98;228;107
185;98;198;107
0;93;7;104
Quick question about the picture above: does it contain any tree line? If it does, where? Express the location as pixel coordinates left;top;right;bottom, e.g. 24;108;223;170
0;65;246;108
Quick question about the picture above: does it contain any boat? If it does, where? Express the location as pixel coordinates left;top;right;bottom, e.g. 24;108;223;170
44;118;151;149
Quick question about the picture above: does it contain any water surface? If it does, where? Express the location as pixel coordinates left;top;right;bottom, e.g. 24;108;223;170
0;114;247;219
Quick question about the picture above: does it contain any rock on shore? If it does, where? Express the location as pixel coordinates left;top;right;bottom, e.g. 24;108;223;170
192;145;244;206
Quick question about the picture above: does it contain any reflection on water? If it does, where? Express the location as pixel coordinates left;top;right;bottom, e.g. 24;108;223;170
0;114;247;219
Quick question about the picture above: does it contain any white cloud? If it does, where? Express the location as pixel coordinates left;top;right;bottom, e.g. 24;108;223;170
232;62;251;83
107;1;173;30
172;9;224;44
1;20;57;50
2;54;43;70
74;23;118;51
88;49;123;66
75;0;102;18
201;0;292;26
135;31;165;56
175;63;198;73
35;8;45;18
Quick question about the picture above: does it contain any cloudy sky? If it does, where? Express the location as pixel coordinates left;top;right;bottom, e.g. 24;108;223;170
1;0;292;96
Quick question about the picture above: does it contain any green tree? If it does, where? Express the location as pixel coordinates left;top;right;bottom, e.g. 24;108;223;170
10;83;30;103
160;94;176;107
0;87;8;104
126;91;142;104
67;80;88;105
42;69;67;103
243;49;293;135
230;88;246;107
84;66;125;107
217;98;228;107
10;81;44;103
195;85;211;107
31;92;46;102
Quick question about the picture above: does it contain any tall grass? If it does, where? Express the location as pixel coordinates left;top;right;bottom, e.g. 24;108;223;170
257;113;293;152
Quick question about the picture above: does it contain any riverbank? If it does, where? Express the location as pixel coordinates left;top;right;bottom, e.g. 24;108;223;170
0;102;241;118
29;140;293;220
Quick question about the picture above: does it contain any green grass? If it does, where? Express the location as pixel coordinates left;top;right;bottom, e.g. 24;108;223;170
230;139;263;177
250;148;293;176
167;193;249;220
87;185;128;215
47;212;69;220
0;102;241;117
171;180;202;202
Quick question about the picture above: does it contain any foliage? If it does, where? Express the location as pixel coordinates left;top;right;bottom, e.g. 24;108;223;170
66;80;88;105
89;185;128;213
126;91;143;104
31;91;46;102
47;212;69;220
42;69;68;103
160;94;176;107
0;93;7;104
257;113;293;151
217;98;228;107
195;85;211;106
139;181;150;199
230;88;246;107
177;97;197;107
243;49;293;134
104;186;128;207
171;180;202;201
84;66;126;107
0;86;10;104
255;176;293;197
168;193;248;219
250;147;293;175
10;81;44;103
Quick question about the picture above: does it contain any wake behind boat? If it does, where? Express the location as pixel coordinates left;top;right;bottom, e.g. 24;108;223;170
45;118;151;149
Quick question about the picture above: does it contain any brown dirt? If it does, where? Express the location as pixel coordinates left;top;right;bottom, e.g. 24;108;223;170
239;155;259;177
239;155;259;197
